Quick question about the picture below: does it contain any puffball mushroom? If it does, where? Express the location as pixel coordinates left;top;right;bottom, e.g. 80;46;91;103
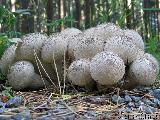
67;59;93;86
90;51;125;85
7;61;35;90
17;33;47;61
129;57;159;86
104;35;144;64
74;32;104;60
0;44;17;75
7;61;48;90
124;29;145;50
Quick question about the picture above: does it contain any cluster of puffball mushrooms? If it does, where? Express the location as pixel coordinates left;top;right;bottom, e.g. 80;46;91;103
0;23;159;91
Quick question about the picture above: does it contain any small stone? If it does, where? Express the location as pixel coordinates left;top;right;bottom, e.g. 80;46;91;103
150;89;160;100
135;101;142;108
112;95;124;104
11;109;30;120
142;98;155;107
124;95;132;103
152;98;160;107
144;106;153;114
125;107;132;113
0;102;6;108
6;96;22;108
0;108;5;113
127;102;135;108
130;96;141;102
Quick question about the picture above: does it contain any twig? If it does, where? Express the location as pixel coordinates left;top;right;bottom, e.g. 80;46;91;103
63;50;66;95
52;52;61;95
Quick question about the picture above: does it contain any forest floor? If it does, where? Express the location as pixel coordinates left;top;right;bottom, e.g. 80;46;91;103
1;83;160;120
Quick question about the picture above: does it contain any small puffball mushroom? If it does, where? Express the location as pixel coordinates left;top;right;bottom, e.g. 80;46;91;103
0;44;17;75
74;32;104;60
97;23;124;38
124;29;145;50
90;51;125;85
17;33;47;61
67;59;93;86
129;57;159;86
7;61;35;90
104;35;144;64
61;28;82;37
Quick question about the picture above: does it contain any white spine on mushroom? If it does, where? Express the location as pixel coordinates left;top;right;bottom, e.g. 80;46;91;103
17;33;47;61
124;29;145;50
104;35;144;64
0;44;17;75
67;59;93;86
90;51;125;85
7;61;35;90
129;57;158;86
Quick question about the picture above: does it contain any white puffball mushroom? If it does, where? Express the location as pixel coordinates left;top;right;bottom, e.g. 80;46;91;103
7;61;35;90
17;33;47;61
74;32;104;60
67;59;93;86
129;57;158;86
124;29;145;50
0;44;17;75
104;35;144;64
90;51;125;85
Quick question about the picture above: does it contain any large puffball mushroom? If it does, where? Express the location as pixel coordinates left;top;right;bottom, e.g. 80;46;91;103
0;44;17;75
67;59;93;87
104;35;144;64
128;57;159;86
97;23;124;38
90;51;125;85
124;29;145;50
74;32;104;60
17;33;47;61
7;61;35;90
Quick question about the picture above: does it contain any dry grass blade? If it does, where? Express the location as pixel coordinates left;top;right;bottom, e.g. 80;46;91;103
63;49;66;95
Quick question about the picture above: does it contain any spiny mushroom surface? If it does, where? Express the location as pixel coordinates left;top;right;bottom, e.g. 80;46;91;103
97;23;124;38
129;57;159;86
41;34;68;63
17;33;47;61
74;32;104;60
104;35;144;64
7;61;35;90
124;29;145;50
67;59;93;86
61;28;82;37
90;51;125;85
0;44;17;75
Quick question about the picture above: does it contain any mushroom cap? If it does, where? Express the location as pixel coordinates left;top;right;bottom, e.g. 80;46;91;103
0;44;17;75
61;28;82;37
124;29;145;50
129;57;158;86
17;33;47;61
41;34;68;63
7;61;35;90
74;32;104;60
104;35;144;64
90;51;125;85
67;59;93;86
